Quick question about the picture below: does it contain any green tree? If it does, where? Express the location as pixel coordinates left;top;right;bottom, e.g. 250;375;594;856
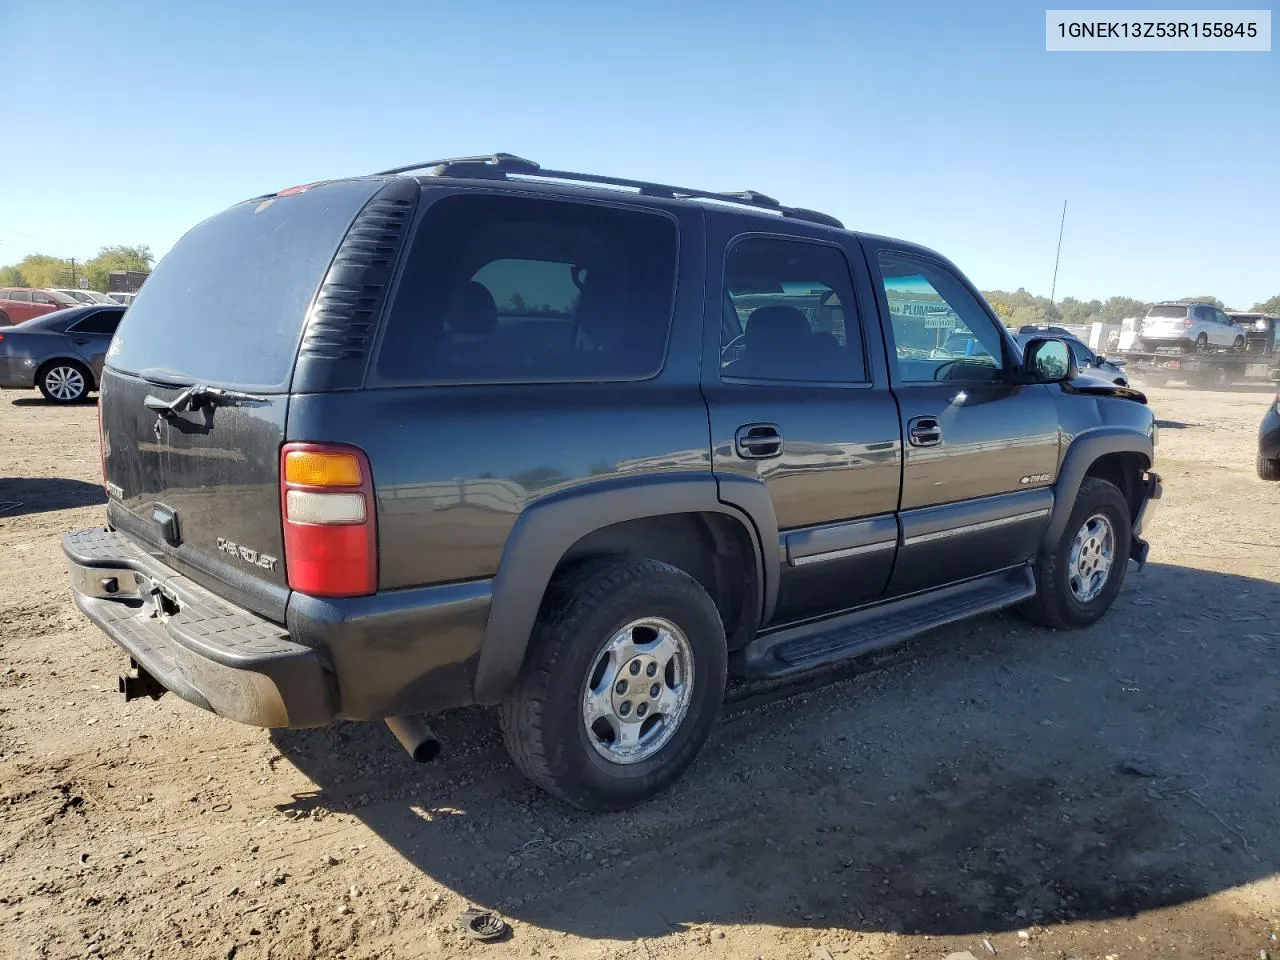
0;265;24;286
1057;297;1103;326
84;245;153;292
12;254;76;288
1251;295;1280;315
1180;295;1224;308
1098;296;1150;324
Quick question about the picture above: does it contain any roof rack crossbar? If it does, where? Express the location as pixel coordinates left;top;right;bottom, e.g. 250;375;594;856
369;154;845;228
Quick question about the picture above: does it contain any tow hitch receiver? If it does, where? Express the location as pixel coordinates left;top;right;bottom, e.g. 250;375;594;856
119;660;166;702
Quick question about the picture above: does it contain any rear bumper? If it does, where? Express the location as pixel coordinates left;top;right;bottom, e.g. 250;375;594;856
63;527;490;728
1130;471;1162;567
0;355;35;388
64;528;333;728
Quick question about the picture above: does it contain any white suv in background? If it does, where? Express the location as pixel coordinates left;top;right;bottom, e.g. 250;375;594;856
1141;302;1245;352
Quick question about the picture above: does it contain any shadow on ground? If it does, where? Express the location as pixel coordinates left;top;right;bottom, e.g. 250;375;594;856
0;477;105;516
9;396;99;407
272;562;1280;941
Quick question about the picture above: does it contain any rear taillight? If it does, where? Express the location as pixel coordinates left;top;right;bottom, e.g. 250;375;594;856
1183;318;1193;329
280;443;377;597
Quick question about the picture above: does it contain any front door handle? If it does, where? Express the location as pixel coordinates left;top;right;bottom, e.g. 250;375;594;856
734;422;783;460
907;416;942;447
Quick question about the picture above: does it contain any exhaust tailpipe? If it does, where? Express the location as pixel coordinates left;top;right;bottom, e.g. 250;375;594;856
385;715;442;763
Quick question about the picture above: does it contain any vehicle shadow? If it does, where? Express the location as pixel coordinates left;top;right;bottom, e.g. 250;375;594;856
271;562;1280;941
10;396;99;407
0;477;105;516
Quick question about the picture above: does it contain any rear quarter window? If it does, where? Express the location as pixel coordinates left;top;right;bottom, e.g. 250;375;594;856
373;193;679;385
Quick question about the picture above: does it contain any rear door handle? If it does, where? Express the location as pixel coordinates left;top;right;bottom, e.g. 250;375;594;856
907;416;942;447
734;422;783;460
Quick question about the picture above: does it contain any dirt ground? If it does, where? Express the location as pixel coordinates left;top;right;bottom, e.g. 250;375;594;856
3;378;1280;960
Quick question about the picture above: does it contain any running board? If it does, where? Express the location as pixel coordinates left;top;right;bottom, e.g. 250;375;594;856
735;566;1037;680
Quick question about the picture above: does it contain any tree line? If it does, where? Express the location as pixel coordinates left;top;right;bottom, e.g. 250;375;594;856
982;287;1280;329
0;246;154;293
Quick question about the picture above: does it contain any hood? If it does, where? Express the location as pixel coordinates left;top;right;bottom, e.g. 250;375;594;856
1063;370;1147;405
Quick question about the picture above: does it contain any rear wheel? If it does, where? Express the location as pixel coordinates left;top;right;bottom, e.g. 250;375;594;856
0;310;9;326
499;557;727;811
1259;455;1280;482
1194;333;1209;352
37;362;90;404
1021;477;1132;629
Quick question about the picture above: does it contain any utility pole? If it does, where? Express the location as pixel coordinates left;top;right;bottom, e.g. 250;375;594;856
69;257;77;288
1049;200;1067;304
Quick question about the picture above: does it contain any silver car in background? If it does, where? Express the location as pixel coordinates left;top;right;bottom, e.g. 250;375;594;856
0;304;125;403
1141;301;1245;352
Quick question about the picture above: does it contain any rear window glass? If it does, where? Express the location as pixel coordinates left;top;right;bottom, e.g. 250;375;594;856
1147;305;1187;319
106;179;380;391
374;193;678;384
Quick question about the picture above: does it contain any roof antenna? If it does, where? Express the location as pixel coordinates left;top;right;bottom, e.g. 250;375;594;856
1049;199;1067;305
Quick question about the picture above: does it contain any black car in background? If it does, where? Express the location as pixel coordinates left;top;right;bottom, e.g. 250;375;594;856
1259;392;1280;481
0;304;126;403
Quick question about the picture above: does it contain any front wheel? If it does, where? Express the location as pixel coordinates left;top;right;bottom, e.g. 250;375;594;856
1233;336;1246;351
1021;477;1132;629
1259;455;1280;482
499;557;727;811
38;362;90;403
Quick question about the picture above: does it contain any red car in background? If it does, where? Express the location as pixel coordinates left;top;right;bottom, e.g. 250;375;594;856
0;288;82;325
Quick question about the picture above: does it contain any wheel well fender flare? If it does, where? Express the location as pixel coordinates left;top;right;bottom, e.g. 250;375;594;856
473;472;776;705
1042;428;1153;551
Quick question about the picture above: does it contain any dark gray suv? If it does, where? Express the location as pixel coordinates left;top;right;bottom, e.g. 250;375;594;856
63;154;1162;810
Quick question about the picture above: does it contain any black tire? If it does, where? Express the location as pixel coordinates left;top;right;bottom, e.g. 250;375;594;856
499;557;727;811
1195;333;1209;352
1259;455;1280;482
36;361;91;404
0;310;9;326
1233;336;1246;351
1020;477;1132;630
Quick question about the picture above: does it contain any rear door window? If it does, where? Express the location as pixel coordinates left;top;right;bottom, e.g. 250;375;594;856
374;193;678;384
69;310;124;335
106;178;383;391
10;290;30;302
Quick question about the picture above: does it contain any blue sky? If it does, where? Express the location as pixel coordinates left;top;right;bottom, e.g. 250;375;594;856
1;0;1276;307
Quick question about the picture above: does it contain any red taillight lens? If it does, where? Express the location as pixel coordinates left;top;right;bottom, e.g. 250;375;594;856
280;442;377;597
1183;318;1194;328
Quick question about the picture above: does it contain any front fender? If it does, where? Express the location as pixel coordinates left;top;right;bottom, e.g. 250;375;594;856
472;473;773;705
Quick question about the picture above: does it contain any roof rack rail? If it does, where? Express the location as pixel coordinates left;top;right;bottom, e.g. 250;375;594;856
371;153;541;178
371;154;844;229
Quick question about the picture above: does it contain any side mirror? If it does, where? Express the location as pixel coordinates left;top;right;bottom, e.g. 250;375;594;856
1021;337;1074;383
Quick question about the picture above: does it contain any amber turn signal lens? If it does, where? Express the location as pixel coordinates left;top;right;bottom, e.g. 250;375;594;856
284;450;363;487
